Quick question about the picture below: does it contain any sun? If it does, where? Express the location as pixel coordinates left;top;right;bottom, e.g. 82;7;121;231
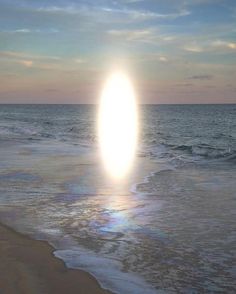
98;72;138;179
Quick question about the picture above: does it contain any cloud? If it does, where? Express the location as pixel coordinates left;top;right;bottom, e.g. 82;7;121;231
175;83;194;87
183;44;204;53
37;3;190;21
1;28;32;33
211;40;236;50
19;60;33;67
0;50;63;71
44;88;59;92
15;2;190;25
0;51;61;62
188;74;213;80
183;38;236;54
228;43;236;49
0;27;59;34
107;28;178;46
14;28;31;33
117;8;190;22
108;29;154;42
159;56;168;62
75;58;87;64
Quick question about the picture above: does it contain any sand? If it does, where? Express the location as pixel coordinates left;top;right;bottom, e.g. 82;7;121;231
0;223;112;294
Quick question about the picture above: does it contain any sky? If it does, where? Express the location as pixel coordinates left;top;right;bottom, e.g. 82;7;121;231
0;0;236;104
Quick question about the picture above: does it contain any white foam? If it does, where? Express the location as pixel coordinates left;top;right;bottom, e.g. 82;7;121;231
130;164;174;197
54;248;158;294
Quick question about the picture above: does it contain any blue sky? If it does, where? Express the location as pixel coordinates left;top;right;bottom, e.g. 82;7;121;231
0;0;236;103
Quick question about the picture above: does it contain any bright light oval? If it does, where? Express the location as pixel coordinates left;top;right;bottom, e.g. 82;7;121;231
98;72;138;179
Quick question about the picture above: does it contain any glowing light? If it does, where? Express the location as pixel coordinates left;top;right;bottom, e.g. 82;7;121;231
98;72;138;179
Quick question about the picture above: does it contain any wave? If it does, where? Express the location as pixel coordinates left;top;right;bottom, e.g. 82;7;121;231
141;142;236;167
54;249;157;294
174;144;235;158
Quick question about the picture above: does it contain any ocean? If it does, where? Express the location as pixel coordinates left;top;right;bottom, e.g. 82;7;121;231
0;104;235;293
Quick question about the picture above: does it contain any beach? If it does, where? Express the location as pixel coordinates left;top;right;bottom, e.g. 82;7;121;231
1;0;236;291
0;222;111;294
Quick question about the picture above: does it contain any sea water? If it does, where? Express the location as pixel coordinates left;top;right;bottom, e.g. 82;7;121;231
0;104;235;293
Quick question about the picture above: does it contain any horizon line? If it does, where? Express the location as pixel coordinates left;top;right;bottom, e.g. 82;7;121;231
0;103;235;106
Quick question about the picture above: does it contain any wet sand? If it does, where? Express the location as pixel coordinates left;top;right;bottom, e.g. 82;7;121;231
0;222;112;294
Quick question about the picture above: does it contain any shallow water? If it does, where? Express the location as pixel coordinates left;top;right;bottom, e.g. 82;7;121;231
0;104;235;293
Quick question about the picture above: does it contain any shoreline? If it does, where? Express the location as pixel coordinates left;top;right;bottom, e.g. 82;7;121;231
0;221;113;294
